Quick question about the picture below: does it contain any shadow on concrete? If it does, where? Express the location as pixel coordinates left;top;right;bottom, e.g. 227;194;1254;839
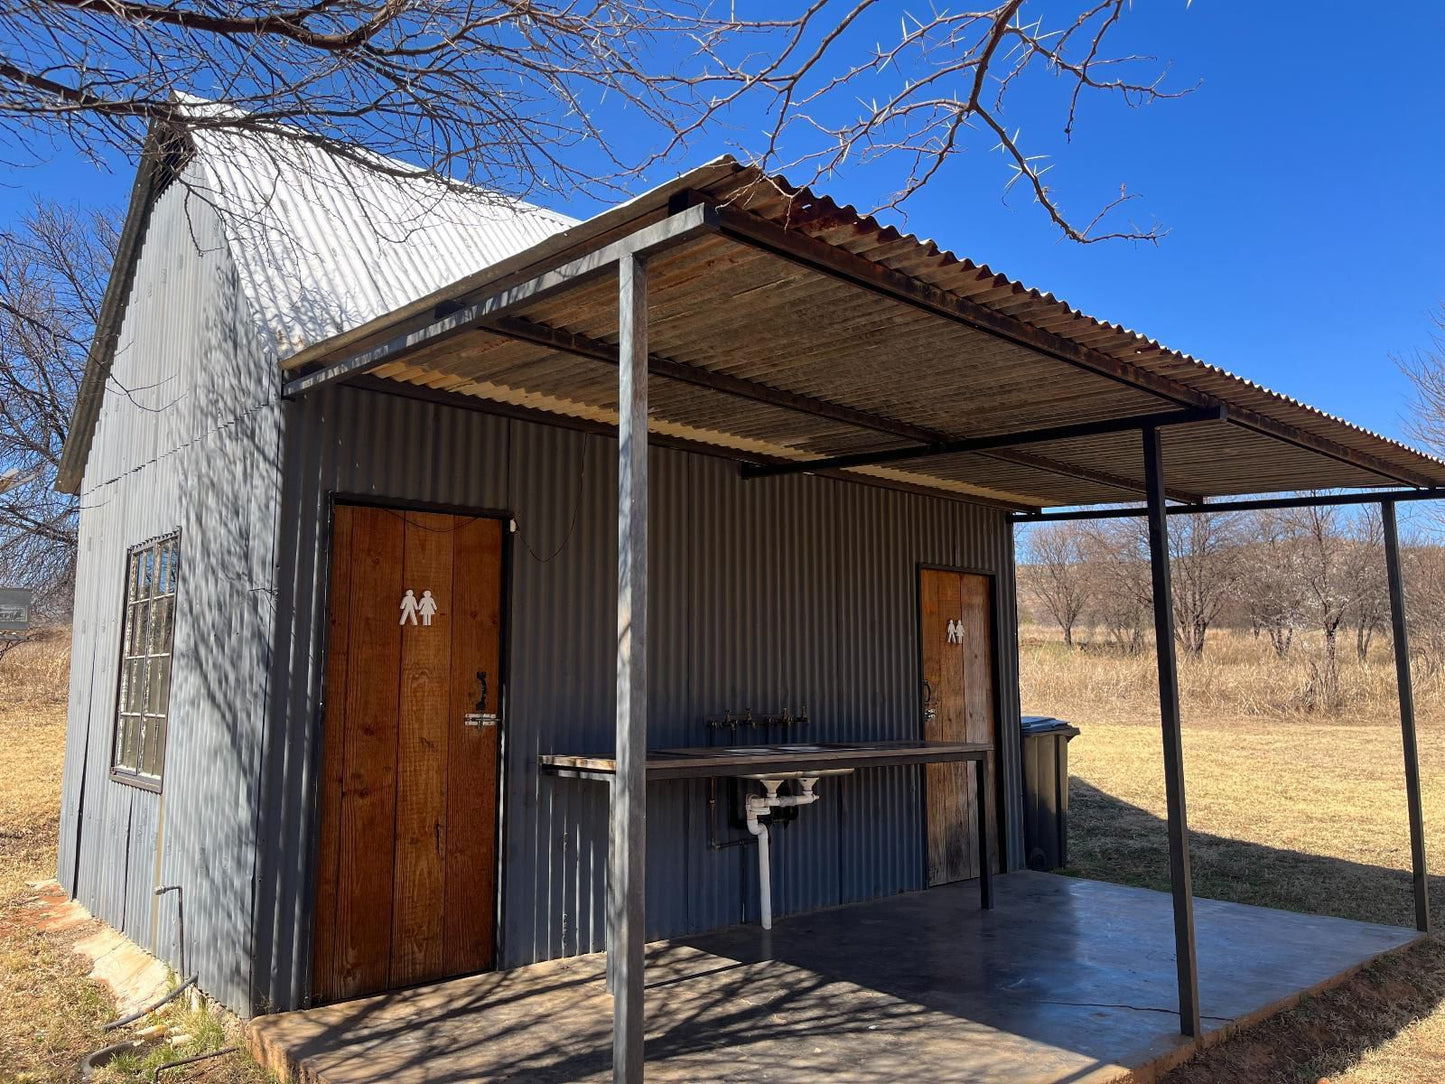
250;869;1422;1084
1065;778;1445;931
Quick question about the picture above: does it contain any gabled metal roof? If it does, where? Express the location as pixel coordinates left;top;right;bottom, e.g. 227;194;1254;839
186;126;575;360
58;121;574;492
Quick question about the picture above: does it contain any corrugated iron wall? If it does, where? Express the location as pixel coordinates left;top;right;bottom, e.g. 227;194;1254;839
55;166;284;1014
256;383;1022;1013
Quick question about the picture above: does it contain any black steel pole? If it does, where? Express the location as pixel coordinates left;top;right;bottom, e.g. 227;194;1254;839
1142;426;1202;1038
1382;499;1431;934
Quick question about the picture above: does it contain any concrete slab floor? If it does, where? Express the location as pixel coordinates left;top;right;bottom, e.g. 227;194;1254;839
249;872;1420;1084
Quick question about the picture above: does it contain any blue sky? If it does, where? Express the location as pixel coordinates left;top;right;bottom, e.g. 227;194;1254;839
5;3;1443;448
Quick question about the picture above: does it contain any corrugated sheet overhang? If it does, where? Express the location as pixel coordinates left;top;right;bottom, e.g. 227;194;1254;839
284;158;1445;511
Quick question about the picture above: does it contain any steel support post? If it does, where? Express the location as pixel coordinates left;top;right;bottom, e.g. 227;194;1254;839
1383;499;1431;934
1142;426;1202;1038
611;252;648;1082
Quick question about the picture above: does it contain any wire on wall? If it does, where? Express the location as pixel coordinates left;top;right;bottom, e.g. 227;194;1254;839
513;432;589;564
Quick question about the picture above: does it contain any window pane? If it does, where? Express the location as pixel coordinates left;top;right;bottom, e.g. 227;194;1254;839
117;655;132;715
114;716;131;770
148;596;172;655
129;601;149;656
133;717;147;774
120;715;141;771
145;657;166;714
125;658;145;713
165;540;181;594
152;658;172;720
142;715;167;778
156;543;171;595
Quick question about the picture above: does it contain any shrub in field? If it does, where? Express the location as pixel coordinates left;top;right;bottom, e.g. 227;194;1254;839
0;627;71;709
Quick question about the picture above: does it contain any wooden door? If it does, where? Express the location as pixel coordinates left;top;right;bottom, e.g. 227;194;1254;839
312;504;504;1003
919;568;998;886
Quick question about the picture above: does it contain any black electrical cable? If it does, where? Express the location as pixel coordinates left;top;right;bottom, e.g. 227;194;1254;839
101;976;197;1032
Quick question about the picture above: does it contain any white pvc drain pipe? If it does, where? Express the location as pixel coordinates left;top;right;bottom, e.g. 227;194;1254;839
744;777;823;930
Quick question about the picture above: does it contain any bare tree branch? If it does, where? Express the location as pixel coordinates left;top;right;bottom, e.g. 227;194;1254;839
0;0;1190;240
0;200;118;616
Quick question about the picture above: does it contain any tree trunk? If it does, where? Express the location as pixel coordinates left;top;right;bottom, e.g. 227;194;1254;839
1356;619;1375;663
1268;623;1292;658
1321;625;1341;708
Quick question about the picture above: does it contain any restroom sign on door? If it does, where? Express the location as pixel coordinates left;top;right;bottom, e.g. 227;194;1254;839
399;589;440;626
946;619;965;644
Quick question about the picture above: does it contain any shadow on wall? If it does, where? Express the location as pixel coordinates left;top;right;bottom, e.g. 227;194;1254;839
61;171;289;1018
1064;778;1441;931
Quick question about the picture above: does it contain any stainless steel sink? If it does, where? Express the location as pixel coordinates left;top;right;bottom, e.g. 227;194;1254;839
717;743;837;754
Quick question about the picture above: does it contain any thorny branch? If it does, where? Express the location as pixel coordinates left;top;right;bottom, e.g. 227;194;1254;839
668;0;1190;240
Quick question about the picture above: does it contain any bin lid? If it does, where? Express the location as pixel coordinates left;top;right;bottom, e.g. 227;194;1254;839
1021;715;1080;737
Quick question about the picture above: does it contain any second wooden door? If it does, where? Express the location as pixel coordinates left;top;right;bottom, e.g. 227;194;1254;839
919;568;998;886
312;504;504;1003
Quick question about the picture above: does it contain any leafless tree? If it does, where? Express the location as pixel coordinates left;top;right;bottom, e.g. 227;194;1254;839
1079;520;1150;653
1402;305;1445;457
1288;502;1383;710
1348;505;1387;662
0;201;118;617
1165;510;1244;655
1022;522;1092;647
1402;305;1445;545
1405;541;1445;676
0;0;1188;239
1080;512;1240;656
1239;510;1307;659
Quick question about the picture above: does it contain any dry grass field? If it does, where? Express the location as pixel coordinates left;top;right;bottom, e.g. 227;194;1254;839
0;631;268;1084
5;623;1445;1081
1019;624;1445;1083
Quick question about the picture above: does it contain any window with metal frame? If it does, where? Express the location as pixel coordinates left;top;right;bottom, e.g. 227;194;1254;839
111;532;181;784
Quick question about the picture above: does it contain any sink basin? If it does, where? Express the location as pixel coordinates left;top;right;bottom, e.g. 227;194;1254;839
716;743;837;755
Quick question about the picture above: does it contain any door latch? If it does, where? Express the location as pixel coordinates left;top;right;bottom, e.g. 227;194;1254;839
464;669;499;728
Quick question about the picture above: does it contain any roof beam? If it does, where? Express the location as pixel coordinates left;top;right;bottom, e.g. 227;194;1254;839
281;203;719;398
711;205;1435;489
1012;487;1445;523
483;317;1203;503
986;448;1204;505
739;408;1228;480
479;316;941;444
345;374;1039;513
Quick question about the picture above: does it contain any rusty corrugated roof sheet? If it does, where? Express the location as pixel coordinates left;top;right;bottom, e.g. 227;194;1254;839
688;163;1444;481
283;155;1445;506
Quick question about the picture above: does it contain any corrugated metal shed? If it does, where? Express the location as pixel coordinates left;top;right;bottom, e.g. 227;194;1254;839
65;121;1440;1026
